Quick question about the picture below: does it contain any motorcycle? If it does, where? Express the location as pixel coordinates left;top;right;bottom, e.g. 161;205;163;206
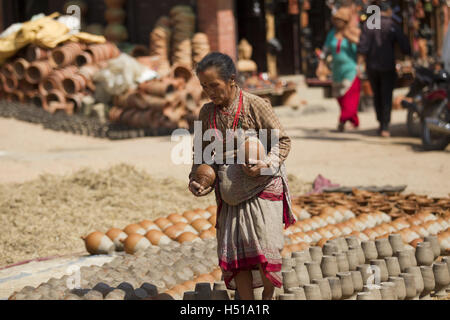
401;66;450;150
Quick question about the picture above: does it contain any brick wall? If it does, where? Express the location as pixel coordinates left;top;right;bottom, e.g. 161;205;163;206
197;0;237;61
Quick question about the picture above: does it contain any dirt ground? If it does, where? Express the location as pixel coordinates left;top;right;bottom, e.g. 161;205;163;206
0;87;449;267
0;88;448;195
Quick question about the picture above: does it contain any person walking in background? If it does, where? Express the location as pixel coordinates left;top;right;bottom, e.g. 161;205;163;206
358;1;411;138
321;6;361;132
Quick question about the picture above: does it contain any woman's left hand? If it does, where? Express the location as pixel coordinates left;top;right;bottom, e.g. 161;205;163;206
241;160;270;177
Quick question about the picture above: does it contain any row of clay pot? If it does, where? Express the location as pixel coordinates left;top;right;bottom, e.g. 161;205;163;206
278;235;450;300
82;206;218;255
293;191;450;218
283;206;449;257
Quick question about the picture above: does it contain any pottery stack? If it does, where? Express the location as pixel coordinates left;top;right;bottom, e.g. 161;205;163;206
170;5;195;69
149;16;172;77
108;63;206;131
103;0;128;44
0;40;120;115
192;33;210;66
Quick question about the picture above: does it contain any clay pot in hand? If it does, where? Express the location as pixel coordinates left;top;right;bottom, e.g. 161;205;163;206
432;262;450;297
239;136;266;165
419;266;435;299
81;231;115;255
194;164;216;189
388;276;407;300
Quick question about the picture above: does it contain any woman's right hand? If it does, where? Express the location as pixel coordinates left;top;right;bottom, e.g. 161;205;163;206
189;178;213;197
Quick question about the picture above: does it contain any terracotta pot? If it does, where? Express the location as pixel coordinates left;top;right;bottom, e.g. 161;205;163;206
4;75;18;92
75;52;94;67
108;106;124;123
63;74;87;94
194;164;216;189
47;101;75;115
66;93;86;112
46;89;66;105
12;58;30;79
26;45;49;61
25;60;53;84
10;90;25;103
139;80;175;97
51;42;85;67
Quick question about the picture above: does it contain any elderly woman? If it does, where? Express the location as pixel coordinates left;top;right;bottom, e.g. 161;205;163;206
322;7;361;132
188;52;295;300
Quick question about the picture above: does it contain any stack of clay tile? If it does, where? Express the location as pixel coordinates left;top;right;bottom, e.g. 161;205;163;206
0;41;120;115
192;33;210;66
149;16;172;77
108;63;207;131
170;5;195;69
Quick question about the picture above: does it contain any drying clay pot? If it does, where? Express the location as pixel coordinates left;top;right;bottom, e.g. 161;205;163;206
370;259;389;282
432;262;450;297
123;223;146;236
121;234;151;254
361;241;378;263
321;255;338;278
388;276;407;300
399;273;417;300
81;231;115;255
384;256;401;277
327;276;343;300
105;228;127;251
305;261;323;281
303;284;322;300
333;252;350;273
294;263;310;286
419;266;435;299
350;271;364;292
337;272;354;299
375;238;393;258
415;242;434;266
312;278;332;300
424;235;441;259
282;270;299;290
286;287;306;300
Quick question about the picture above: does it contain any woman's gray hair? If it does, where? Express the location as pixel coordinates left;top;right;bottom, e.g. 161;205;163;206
196;52;237;82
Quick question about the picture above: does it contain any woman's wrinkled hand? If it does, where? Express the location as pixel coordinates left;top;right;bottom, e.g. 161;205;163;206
189;178;213;197
241;160;270;177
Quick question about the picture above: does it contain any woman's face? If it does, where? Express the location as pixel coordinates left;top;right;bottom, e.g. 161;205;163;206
333;17;347;30
198;67;235;107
